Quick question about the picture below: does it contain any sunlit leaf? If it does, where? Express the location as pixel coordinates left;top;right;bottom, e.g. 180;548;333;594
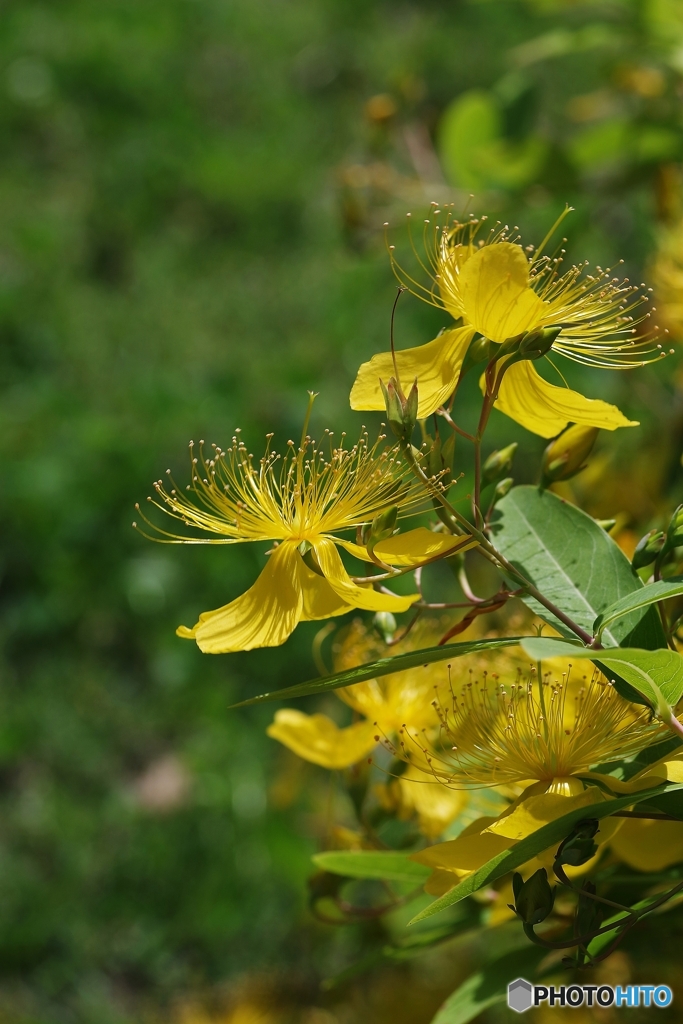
521;636;683;714
594;576;683;641
313;850;430;884
491;487;666;649
229;636;526;707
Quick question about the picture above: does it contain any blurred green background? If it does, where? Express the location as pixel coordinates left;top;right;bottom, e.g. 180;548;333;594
2;0;683;1021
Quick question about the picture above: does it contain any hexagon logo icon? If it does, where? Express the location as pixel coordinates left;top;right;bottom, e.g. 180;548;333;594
508;978;533;1013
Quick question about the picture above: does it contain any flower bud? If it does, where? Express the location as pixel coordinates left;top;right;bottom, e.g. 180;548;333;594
482;443;517;486
555;818;599;868
380;377;418;440
373;611;397;643
576;880;601;937
510;868;555;925
518;326;562;360
492;476;514;503
541;425;599;485
666;503;683;549
632;528;665;569
458;335;495;381
426;432;456;492
361;505;398;548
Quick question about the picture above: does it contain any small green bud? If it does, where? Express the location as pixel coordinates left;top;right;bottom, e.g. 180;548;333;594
632;529;666;570
555;818;599;868
511;868;555;925
361;505;399;558
380;377;418;440
482;443;517;486
373;610;397;643
518;326;562;360
426;432;456;492
458;335;496;381
576;880;601;937
493;477;514;503
596;518;617;533
541;425;599;486
667;503;683;549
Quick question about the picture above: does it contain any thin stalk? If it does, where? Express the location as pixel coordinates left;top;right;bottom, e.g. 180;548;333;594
399;440;597;646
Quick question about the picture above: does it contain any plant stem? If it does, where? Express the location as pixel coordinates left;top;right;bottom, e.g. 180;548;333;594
399;440;596;646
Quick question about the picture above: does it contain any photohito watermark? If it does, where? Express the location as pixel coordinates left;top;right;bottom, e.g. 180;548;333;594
507;978;673;1012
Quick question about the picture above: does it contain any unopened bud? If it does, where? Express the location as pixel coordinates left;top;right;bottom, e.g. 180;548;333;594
373;611;397;643
380;377;418;440
426;432;456;491
482;443;517;486
458;335;495;381
510;868;555;925
493;476;514;502
555;818;599;868
666;503;683;549
576;880;601;937
632;528;665;569
541;425;599;486
518;326;562;360
596;518;616;533
361;505;398;549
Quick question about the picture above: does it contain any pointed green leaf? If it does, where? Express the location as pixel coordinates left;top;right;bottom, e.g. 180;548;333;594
312;850;431;884
491;487;665;649
520;636;683;715
409;783;683;925
594;576;683;641
229;637;526;707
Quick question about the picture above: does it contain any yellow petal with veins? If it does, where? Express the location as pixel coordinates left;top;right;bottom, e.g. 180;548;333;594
491;360;638;438
485;783;618;842
267;709;376;769
350;326;476;419
313;537;418;612
299;559;354;620
459;243;546;343
176;540;304;653
338;528;476;567
411;817;514;877
609;817;683;872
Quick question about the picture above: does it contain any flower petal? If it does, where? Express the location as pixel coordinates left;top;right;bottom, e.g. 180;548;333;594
485;784;615;842
459;243;546;343
299;560;354;621
313;537;418;612
176;540;304;653
350;326;475;419
338;527;476;567
267;708;377;769
609;817;683;872
411;816;514;876
492;360;639;439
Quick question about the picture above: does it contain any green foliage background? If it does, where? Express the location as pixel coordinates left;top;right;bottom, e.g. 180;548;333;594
1;0;682;1020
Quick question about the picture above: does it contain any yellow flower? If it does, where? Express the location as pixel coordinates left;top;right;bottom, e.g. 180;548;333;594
139;426;472;653
351;212;660;437
267;618;457;771
267;619;527;838
406;663;672;891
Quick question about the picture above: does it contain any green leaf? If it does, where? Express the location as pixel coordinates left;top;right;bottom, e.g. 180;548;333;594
408;783;683;925
594;576;683;641
229;636;525;707
438;90;546;191
312;850;431;884
430;945;555;1024
520;636;683;715
491;486;666;649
